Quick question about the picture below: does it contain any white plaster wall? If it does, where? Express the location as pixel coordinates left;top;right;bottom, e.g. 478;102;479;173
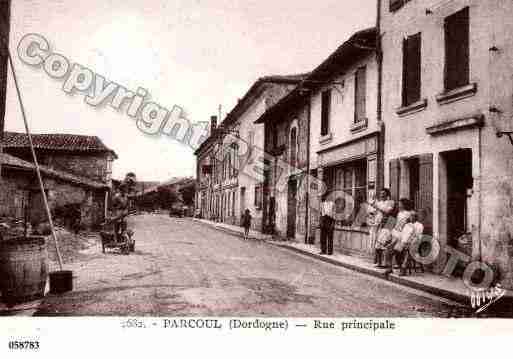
380;0;513;286
310;54;380;169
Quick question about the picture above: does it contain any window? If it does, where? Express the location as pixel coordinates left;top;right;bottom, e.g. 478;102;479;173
327;160;368;225
232;191;236;216
290;127;298;168
390;0;410;12
254;184;263;209
321;89;331;136
444;7;469;91
402;33;422;106
354;66;367;123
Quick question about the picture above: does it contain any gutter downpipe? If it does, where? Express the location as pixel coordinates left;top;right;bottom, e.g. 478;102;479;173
376;0;384;192
305;96;312;244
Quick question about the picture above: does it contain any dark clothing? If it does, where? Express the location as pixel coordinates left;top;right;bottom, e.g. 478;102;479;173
242;213;252;229
320;215;334;255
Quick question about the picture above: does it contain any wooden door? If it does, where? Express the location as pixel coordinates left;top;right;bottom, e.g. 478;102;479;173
287;178;297;239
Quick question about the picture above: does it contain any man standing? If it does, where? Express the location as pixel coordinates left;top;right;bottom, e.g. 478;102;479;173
320;192;335;255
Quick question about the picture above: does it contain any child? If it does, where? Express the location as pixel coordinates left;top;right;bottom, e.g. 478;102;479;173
242;209;252;240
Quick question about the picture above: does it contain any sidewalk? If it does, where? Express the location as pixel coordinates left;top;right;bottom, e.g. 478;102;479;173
192;217;507;307
193;218;272;241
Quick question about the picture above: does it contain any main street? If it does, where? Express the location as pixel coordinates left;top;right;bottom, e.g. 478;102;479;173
36;214;470;317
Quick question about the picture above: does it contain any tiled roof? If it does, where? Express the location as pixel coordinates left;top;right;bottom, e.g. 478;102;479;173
254;27;377;125
1;153;109;189
3;132;118;159
259;73;311;84
193;73;308;156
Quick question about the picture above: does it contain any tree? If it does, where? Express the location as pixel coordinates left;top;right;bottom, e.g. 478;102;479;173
180;182;196;206
123;172;137;195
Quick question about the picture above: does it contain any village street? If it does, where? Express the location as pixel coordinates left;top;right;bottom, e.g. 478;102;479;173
33;214;472;317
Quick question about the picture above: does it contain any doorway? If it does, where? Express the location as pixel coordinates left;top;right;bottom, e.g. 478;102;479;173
240;187;246;221
287;177;297;239
443;149;473;252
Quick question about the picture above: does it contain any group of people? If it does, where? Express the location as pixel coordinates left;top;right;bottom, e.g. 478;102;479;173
319;188;424;276
367;189;424;276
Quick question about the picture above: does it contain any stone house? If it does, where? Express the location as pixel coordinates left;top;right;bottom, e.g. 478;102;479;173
194;75;306;230
310;28;380;258
255;89;311;241
255;28;381;251
380;0;513;286
195;116;218;220
0;132;117;228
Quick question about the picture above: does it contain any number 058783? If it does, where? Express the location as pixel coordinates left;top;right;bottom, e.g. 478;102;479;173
8;340;40;350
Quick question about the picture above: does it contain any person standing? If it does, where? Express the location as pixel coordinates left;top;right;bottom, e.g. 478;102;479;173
368;188;395;268
242;209;252;240
320;193;335;255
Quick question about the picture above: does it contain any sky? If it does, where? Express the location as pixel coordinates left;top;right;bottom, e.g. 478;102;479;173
5;0;376;181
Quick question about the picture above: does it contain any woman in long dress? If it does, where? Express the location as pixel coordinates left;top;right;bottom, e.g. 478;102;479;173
367;188;395;268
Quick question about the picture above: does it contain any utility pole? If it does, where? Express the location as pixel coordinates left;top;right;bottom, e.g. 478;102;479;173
0;0;11;179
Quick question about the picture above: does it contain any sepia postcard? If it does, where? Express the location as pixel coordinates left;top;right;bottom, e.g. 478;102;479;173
0;0;512;356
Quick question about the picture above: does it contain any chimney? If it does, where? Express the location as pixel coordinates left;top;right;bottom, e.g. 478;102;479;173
210;115;217;135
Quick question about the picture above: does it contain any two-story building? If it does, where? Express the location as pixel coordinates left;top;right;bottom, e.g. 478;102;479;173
256;28;381;256
380;0;513;286
195;75;306;230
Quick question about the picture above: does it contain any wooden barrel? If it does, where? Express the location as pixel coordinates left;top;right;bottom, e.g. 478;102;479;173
0;236;48;305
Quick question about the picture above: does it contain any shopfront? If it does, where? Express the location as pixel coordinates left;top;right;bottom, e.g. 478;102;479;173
317;133;380;258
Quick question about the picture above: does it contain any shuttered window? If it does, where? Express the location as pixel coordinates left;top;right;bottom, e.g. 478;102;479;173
444;7;469;91
321;89;331;136
389;155;433;235
390;0;410;12
418;154;433;235
354;66;367;123
389;159;401;202
402;33;422;106
254;184;263;209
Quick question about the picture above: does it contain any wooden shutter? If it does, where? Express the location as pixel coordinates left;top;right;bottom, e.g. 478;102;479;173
402;33;421;106
321;90;331;136
389;159;400;201
444;7;469;90
355;67;367;123
418;154;433;235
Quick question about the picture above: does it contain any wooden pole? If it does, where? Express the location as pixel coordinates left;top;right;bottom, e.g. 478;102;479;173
6;46;64;270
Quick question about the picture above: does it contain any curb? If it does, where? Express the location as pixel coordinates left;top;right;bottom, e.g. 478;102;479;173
388;274;469;305
192;218;270;241
192;218;473;306
277;243;470;305
274;243;390;280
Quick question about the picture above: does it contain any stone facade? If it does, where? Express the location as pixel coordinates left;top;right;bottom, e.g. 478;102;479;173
0;168;106;228
1;139;114;229
263;98;310;241
380;0;513;286
5;149;114;185
195;76;305;232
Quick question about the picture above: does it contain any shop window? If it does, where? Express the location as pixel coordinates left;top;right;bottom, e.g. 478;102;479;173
444;7;469;91
328;159;367;225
